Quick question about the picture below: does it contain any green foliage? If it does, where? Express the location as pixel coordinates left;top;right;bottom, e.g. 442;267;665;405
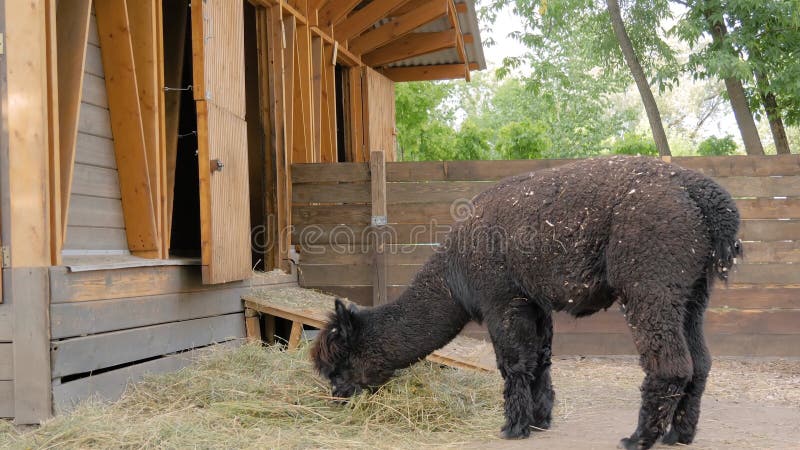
496;120;551;159
395;81;456;161
611;133;658;156
697;135;739;156
454;119;492;160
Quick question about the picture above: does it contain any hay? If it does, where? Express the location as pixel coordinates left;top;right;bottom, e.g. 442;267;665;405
0;344;504;449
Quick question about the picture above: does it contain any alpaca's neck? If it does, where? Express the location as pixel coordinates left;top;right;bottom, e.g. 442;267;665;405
360;254;470;370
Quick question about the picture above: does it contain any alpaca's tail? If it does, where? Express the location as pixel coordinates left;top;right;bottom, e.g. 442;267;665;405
682;171;742;282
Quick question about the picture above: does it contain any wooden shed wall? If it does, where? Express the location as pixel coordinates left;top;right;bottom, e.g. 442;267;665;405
63;12;127;254
49;267;296;412
0;296;13;417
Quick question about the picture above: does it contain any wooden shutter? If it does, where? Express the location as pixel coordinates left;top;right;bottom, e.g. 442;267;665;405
191;0;251;284
364;68;396;161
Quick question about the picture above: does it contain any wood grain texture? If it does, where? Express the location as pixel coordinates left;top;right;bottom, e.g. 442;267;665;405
95;0;159;256
69;164;122;199
11;268;52;423
51;286;248;339
66;195;125;228
0;381;12;418
0;344;13;380
0;304;12;342
51;313;245;378
364;68;396;160
63;226;128;251
348;0;447;55
53;341;240;413
5;0;52;267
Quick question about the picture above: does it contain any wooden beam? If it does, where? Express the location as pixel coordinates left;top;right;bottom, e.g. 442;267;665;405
5;0;52;267
317;0;361;27
55;0;93;252
284;16;297;164
446;0;469;81
370;150;387;306
320;44;337;162
455;2;467;13
381;62;478;82
311;37;323;162
334;0;411;43
348;0;447;55
362;30;456;67
45;0;62;265
95;0;160;257
294;23;315;163
127;0;162;258
310;26;362;66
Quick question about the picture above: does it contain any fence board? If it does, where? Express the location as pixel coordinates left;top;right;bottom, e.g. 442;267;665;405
298;264;421;286
740;241;800;263
673;154;800;177
293;223;451;245
294;204;371;226
388;181;492;204
739;220;800;241
299;244;437;265
51;287;247;339
0;306;12;342
292;182;370;204
730;263;800;285
51;313;244;378
291;162;370;183
736;198;800;219
715;176;800;198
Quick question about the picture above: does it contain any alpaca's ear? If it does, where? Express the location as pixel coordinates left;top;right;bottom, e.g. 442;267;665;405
333;299;355;340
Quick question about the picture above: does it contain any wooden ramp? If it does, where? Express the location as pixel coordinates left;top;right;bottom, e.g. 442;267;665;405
243;287;497;372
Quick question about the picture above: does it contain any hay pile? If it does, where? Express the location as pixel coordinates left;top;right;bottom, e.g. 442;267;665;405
0;344;505;449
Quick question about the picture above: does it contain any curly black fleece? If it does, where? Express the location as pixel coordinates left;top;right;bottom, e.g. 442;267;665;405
312;156;740;450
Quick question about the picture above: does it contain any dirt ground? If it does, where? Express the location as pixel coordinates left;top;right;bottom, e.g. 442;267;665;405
475;356;800;450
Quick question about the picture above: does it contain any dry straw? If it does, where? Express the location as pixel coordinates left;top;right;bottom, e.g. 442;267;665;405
0;344;504;449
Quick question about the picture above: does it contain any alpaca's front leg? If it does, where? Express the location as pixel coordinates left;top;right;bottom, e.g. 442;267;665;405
487;299;549;439
530;314;554;431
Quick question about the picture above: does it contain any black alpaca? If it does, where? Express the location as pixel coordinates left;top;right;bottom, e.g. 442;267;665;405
312;156;740;450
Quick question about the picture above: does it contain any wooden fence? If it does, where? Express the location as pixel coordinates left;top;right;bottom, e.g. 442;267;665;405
291;154;800;356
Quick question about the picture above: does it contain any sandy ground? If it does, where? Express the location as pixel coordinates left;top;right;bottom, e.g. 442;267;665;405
473;356;800;450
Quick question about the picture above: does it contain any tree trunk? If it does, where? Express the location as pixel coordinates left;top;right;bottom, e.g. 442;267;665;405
704;10;765;155
754;70;792;154
606;0;671;157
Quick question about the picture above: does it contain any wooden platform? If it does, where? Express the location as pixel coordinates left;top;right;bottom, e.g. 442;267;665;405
243;287;497;372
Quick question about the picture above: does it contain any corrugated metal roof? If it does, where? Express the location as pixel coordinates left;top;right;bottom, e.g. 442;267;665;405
364;0;487;78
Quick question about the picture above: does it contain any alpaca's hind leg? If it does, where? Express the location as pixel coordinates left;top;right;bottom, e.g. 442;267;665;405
618;285;693;450
529;313;554;431
487;298;549;439
663;283;711;445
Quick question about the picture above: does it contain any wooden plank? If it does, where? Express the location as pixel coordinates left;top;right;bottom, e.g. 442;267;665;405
299;244;436;265
12;268;52;423
320;43;336;163
736;198;800;219
52;341;240;413
0;344;13;380
387;181;492;204
77;102;113;138
95;0;160;257
347;67;364;162
291;162;370;183
292;182;370;203
348;0;447;55
51;313;245;378
298;263;420;286
75;133;116;168
333;0;411;42
245;308;262;342
293;223;452;245
66;195;124;228
381;63;477;82
739;219;800;241
711;286;800;309
287;321;303;350
0;304;10;341
127;0;162;257
715;176;800;198
6;0;52;267
63;227;128;251
317;0;361;26
364;68;396;160
84;43;105;77
731;263;800;285
56;0;93;247
81;74;109;108
387;159;573;181
0;381;13;418
46;0;62;266
70;163;122;199
51;286;247;339
311;37;323;162
294;204;371;225
293;22;314;164
362;30;457;67
50;263;294;303
740;241;800;263
673;154;800;177
371;150;388;306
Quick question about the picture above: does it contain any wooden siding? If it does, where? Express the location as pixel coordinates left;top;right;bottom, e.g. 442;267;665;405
364;68;396;161
291;155;800;356
64;13;126;254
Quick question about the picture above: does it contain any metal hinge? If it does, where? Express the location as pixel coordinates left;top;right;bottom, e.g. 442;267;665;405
1;246;9;268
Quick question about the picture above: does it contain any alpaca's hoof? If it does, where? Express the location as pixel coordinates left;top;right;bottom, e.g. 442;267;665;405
499;425;531;440
618;437;651;450
662;428;693;445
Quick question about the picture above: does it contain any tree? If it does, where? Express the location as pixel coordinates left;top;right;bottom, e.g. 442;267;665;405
606;0;671;156
394;81;456;161
697;135;738;155
496;120;551;159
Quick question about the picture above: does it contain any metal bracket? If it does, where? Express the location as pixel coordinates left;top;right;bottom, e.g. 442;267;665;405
1;246;10;268
371;215;387;227
211;159;224;173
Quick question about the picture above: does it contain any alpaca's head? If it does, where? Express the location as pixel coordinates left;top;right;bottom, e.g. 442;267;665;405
311;299;394;399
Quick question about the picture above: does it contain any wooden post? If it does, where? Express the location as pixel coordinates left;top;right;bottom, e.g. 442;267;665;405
244;308;262;343
370;150;388;306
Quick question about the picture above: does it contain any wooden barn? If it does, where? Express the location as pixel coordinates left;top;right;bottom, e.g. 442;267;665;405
0;0;486;423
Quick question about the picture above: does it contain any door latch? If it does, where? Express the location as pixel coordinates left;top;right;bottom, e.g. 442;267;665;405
211;159;224;173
